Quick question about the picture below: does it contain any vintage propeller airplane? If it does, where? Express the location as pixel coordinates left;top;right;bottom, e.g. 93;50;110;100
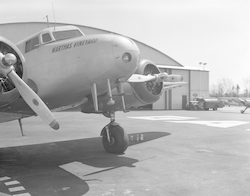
239;98;250;113
0;25;186;154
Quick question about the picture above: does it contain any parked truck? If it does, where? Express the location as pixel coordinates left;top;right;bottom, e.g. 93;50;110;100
185;98;225;111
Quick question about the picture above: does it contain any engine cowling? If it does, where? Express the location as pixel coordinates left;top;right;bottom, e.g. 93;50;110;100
81;59;163;113
127;59;163;105
0;36;27;107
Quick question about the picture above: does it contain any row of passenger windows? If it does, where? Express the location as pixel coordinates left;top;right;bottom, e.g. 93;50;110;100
25;29;83;53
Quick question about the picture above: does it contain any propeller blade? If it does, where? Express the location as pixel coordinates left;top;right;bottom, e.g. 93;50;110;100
128;73;184;83
0;52;59;130
8;70;59;130
127;74;155;83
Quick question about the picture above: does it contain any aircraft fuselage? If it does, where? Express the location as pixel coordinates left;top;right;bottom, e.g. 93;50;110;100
0;26;140;114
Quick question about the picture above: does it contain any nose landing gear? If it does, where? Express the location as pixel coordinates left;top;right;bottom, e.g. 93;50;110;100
101;112;129;154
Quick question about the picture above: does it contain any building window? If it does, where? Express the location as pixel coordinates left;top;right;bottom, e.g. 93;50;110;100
25;36;39;53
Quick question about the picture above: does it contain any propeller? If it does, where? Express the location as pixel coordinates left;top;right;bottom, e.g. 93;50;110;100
128;72;183;83
0;52;59;130
128;71;186;95
127;74;155;83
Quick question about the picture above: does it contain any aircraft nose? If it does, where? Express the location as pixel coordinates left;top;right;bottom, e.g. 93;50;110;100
112;35;140;73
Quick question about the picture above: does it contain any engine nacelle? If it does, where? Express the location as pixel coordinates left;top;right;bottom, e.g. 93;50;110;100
0;36;27;107
81;59;163;113
128;59;163;105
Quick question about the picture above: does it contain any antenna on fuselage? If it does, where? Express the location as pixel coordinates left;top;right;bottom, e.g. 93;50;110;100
52;2;56;30
44;15;50;28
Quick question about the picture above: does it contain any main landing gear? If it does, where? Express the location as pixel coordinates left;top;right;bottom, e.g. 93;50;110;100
240;107;248;114
101;111;129;154
92;78;129;153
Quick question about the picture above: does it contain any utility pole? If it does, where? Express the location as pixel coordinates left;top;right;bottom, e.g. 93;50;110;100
199;62;207;97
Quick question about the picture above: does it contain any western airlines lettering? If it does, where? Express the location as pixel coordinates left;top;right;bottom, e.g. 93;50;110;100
52;38;98;53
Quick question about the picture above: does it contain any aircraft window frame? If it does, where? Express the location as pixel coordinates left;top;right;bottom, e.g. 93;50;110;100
42;33;52;43
52;29;83;41
25;36;39;53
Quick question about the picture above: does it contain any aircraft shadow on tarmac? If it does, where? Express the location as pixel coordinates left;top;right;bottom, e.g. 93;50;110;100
0;131;170;196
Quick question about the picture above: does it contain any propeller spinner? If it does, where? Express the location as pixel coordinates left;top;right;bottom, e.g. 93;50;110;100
0;52;59;130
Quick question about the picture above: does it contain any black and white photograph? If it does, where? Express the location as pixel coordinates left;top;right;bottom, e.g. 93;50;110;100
0;0;250;195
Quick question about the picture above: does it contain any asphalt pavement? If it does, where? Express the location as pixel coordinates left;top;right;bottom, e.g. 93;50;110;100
0;106;250;196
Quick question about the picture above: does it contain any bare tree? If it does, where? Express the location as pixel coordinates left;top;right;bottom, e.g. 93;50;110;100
242;76;250;97
210;78;236;97
236;84;240;96
218;78;236;96
209;84;219;96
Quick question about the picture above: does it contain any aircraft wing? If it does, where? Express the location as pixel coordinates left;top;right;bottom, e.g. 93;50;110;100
163;82;188;91
239;98;250;107
239;98;245;105
127;74;187;91
0;112;30;123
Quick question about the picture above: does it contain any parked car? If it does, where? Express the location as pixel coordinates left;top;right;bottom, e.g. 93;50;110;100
185;98;225;110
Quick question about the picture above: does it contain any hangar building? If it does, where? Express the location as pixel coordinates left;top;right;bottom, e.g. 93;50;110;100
0;22;209;110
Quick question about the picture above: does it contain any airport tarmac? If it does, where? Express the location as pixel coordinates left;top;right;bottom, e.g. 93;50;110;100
0;106;250;196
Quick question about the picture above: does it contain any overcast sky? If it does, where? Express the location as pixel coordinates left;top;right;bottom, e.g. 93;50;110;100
1;0;250;88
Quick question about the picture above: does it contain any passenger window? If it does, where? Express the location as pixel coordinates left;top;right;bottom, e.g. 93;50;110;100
25;36;39;53
42;33;52;43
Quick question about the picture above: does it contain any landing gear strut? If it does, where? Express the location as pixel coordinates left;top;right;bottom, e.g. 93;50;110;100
241;107;248;114
101;111;129;154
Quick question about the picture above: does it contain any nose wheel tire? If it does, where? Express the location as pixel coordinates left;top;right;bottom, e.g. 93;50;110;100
102;123;129;154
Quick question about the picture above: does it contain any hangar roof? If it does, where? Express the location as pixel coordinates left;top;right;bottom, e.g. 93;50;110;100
0;22;183;67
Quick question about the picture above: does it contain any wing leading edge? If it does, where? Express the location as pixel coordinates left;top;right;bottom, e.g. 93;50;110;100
163;82;188;91
128;74;187;91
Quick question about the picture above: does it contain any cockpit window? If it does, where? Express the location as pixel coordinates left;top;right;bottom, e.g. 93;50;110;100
42;33;52;43
25;36;39;53
52;30;83;41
